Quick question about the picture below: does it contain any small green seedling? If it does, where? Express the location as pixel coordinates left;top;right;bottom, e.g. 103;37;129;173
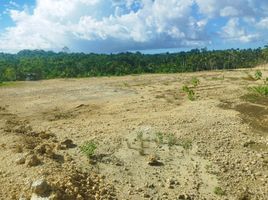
80;141;97;159
255;70;262;80
182;85;196;101
191;77;200;87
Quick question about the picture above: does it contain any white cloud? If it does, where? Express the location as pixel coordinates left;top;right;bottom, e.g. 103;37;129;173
220;18;259;43
257;17;268;29
0;0;267;53
0;0;209;52
220;6;239;17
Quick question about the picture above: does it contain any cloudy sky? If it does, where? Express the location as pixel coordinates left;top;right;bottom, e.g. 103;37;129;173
0;0;267;53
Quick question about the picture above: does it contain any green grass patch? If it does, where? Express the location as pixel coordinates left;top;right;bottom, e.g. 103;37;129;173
0;82;19;87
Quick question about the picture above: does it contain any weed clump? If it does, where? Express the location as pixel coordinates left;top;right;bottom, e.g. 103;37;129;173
214;187;226;196
167;133;177;147
255;70;262;80
191;77;200;87
182;85;196;101
80;141;97;159
155;132;164;145
250;85;268;96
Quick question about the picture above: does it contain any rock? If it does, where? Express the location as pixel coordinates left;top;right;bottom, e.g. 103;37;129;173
178;194;193;200
31;179;51;198
60;139;75;149
148;155;163;166
30;193;50;200
16;156;26;165
76;194;84;200
26;155;41;167
144;193;150;198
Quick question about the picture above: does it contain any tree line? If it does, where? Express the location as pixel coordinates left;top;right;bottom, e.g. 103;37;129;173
0;47;268;81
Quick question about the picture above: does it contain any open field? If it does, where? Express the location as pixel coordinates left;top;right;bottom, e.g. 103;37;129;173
0;66;268;200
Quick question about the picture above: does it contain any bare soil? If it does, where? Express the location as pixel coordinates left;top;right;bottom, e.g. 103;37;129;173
0;66;268;200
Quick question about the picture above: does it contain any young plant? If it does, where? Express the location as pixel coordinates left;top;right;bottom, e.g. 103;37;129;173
182;85;190;93
251;85;268;96
80;141;97;159
187;89;196;101
255;70;262;80
182;85;196;101
264;77;268;85
191;77;200;87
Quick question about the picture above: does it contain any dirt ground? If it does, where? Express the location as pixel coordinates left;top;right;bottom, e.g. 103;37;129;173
0;66;268;200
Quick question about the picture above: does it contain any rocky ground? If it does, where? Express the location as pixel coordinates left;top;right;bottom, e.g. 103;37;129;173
0;66;267;200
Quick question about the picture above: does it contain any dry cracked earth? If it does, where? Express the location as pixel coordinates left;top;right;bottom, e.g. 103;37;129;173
0;66;268;200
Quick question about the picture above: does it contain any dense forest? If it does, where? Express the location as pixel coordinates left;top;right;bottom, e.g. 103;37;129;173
0;47;268;81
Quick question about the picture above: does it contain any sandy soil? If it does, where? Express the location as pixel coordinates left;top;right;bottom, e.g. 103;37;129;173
0;66;267;200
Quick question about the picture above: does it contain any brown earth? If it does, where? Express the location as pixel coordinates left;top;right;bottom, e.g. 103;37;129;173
0;66;268;200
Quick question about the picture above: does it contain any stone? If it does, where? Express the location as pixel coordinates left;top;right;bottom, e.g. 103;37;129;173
60;139;75;149
31;179;51;196
16;156;26;165
30;193;50;200
26;155;41;167
148;155;163;166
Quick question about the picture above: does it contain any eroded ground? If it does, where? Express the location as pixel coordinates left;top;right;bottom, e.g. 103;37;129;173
0;66;268;200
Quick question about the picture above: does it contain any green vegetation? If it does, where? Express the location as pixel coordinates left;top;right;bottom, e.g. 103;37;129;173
0;47;267;82
255;70;262;80
154;132;192;151
167;133;177;147
178;139;192;150
155;132;164;145
214;187;226;196
191;77;200;87
136;132;145;155
182;85;196;101
80;141;97;159
251;85;268;96
0;81;19;87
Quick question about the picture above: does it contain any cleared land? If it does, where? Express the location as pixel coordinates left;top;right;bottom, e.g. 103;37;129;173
0;66;267;200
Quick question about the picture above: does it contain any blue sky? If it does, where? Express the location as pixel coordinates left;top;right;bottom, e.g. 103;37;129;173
0;0;268;53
